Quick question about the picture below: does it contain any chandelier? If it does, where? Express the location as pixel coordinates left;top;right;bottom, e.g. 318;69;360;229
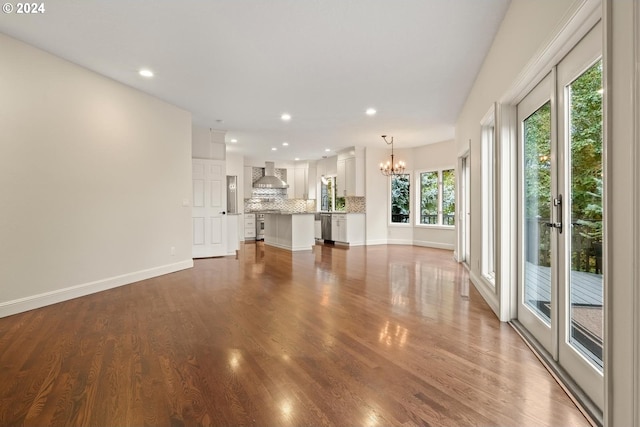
379;135;405;176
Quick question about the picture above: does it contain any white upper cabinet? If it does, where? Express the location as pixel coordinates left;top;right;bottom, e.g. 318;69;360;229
243;166;253;200
294;166;307;199
286;161;318;200
336;147;365;197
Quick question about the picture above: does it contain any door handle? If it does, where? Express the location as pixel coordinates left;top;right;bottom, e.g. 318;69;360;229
550;195;562;233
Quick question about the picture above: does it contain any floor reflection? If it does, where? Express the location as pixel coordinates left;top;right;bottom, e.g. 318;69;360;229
378;320;409;348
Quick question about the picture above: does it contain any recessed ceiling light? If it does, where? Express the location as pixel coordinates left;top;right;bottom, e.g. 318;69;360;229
325;148;331;152
271;147;277;151
281;113;292;121
230;139;238;143
366;108;377;116
294;157;300;161
139;69;154;78
282;142;289;146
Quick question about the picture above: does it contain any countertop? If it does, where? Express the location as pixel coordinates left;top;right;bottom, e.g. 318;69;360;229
264;211;315;215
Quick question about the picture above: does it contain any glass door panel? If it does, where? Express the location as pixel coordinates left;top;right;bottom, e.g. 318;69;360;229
517;71;555;356
523;101;553;324
568;60;603;369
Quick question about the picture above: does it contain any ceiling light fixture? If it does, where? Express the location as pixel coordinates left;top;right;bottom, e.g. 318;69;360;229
271;147;277;151
281;113;291;121
230;139;238;143
282;142;289;146
138;69;154;78
380;135;405;176
325;148;331;152
366;108;377;116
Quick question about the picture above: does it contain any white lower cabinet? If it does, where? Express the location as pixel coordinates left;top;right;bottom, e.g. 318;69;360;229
244;213;256;240
330;213;365;246
331;214;347;242
264;213;315;251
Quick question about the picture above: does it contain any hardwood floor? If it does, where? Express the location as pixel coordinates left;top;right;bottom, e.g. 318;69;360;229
0;244;590;427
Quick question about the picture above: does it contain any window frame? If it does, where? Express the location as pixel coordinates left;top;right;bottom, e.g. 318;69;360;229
481;105;497;286
415;168;456;229
389;173;412;226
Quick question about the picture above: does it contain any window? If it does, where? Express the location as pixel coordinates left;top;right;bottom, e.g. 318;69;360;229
442;169;455;226
418;169;455;226
390;174;410;223
481;105;496;284
419;171;438;224
320;176;345;212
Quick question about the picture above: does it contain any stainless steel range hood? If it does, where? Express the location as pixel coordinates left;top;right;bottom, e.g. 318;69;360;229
253;161;289;189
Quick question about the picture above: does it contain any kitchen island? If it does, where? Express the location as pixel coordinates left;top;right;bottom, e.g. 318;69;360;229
264;212;315;251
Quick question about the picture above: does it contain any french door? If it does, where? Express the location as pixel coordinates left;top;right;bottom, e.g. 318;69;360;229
517;21;603;408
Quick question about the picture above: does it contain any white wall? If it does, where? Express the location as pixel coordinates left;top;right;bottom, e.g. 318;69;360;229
192;126;225;160
412;140;457;250
365;147;388;245
0;34;193;316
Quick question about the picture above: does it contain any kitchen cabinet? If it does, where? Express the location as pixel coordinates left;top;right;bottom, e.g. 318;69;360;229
307;162;317;200
331;214;347;242
243;166;254;200
328;213;365;246
264;213;315;251
244;213;256;240
294;166;307;199
287;162;317;200
336;159;346;197
336;148;365;197
314;216;321;240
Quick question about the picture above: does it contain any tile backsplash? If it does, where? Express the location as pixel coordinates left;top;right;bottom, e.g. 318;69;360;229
245;198;316;213
345;197;366;213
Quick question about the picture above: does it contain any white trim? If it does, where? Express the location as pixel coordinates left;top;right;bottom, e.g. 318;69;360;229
500;0;602;105
264;242;313;251
412;240;455;251
497;103;519;321
365;239;388;246
414;224;455;231
633;0;640;424
0;260;194;318
470;270;500;318
386;238;414;246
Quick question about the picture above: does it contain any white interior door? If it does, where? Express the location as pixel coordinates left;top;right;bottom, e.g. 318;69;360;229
192;159;227;258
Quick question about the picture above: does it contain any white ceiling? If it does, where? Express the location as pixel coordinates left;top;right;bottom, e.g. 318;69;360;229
0;0;510;161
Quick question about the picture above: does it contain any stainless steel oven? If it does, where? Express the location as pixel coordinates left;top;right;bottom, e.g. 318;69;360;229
256;213;265;240
254;210;280;241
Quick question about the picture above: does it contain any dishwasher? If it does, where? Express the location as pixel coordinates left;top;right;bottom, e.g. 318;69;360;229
320;213;332;241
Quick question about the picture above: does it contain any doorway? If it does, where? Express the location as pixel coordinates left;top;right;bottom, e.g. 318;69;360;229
459;153;471;265
516;21;603;408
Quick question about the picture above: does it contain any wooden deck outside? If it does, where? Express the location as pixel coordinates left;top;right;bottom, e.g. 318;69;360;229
524;261;603;306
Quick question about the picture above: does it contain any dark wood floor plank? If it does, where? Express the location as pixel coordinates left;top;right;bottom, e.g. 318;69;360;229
0;244;591;426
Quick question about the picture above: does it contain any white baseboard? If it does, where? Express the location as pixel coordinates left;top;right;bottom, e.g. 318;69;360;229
386;239;414;245
413;240;455;251
469;270;500;319
365;239;388;246
0;259;194;318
